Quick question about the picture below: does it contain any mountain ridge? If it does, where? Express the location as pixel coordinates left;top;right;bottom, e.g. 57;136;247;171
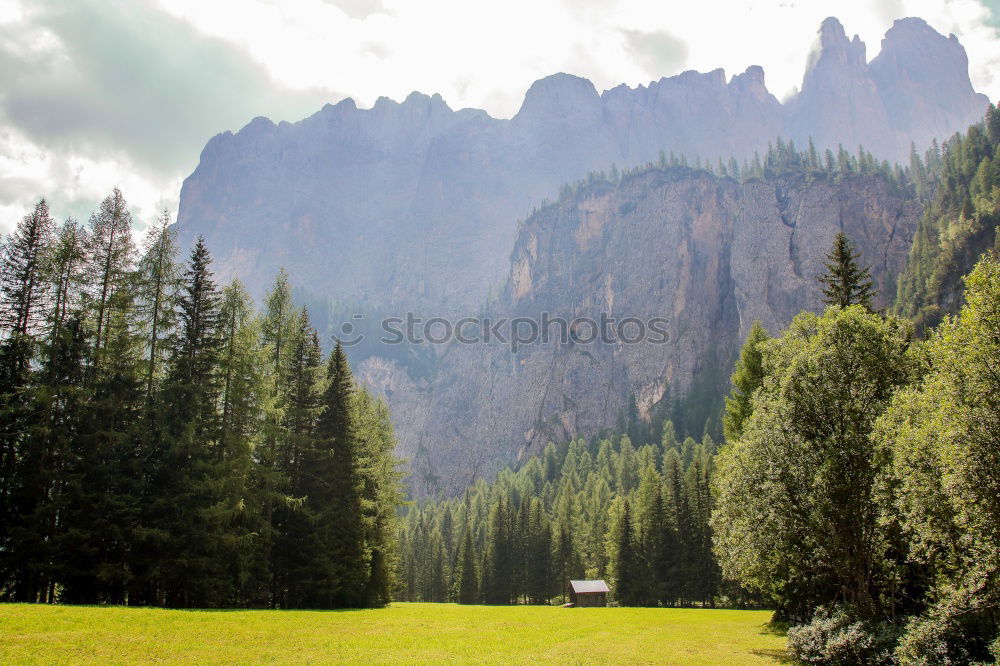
177;16;988;314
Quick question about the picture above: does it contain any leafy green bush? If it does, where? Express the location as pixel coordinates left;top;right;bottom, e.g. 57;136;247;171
787;605;897;665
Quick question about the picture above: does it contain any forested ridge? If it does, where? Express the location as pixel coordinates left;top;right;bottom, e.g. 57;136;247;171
895;104;1000;330
0;191;404;608
398;425;728;607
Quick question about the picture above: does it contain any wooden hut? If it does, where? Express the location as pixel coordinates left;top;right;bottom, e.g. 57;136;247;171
566;579;609;607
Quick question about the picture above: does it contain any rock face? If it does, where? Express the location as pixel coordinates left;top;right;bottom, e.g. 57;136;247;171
174;16;984;493
176;17;988;313
356;167;922;495
869;18;991;157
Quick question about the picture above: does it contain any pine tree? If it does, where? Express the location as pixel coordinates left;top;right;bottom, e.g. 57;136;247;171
216;280;270;605
354;389;403;607
155;237;227;607
275;311;325;607
86;189;134;365
663;448;689;604
485;498;513;604
16;218;88;603
614;499;639;606
456;528;479;604
722;321;768;442
817;232;876;309
525;498;552;604
312;340;367;607
258;270;297;602
0;200;55;598
135;211;180;415
56;193;143;605
0;199;54;336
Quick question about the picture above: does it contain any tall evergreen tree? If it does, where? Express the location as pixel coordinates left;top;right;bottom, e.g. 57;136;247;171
155;236;227;607
817;232;876;309
135;211;180;415
0;200;55;598
216;280;270;605
258;270;297;602
85;189;134;365
274;309;324;607
58;191;143;605
614;499;639;606
313;340;367;607
354;389;403;607
456;528;479;604
722;321;768;442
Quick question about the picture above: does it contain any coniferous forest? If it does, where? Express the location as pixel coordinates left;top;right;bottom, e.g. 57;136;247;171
0;190;404;608
3;108;1000;663
395;111;1000;662
398;424;724;608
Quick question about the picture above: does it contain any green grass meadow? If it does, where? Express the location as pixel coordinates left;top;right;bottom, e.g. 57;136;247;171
0;602;787;664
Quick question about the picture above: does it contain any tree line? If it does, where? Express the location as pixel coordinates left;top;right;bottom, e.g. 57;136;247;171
397;424;736;608
895;104;1000;332
0;190;404;608
553;126;947;208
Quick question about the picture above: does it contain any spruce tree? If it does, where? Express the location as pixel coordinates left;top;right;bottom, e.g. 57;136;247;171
217;280;270;605
614;499;639;606
155;237;227;607
0;200;54;598
58;192;143;605
275;310;324;607
17;218;87;603
485;498;513;604
817;232;876;309
722;321;768;442
313;340;366;607
0;199;54;336
258;270;297;602
354;389;403;607
456;528;479;604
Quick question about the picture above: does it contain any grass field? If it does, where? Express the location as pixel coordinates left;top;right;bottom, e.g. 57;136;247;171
0;602;788;664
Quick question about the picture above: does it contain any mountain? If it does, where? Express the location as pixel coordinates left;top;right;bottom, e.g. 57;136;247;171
173;16;988;493
176;17;988;314
356;165;921;494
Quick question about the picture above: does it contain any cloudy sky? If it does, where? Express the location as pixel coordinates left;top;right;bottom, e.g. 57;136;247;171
1;0;999;234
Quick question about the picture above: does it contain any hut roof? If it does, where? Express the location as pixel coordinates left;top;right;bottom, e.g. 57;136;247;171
569;579;609;594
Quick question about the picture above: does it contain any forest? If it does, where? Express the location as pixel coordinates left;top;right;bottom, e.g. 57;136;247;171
0;193;404;608
398;109;1000;663
2;105;1000;664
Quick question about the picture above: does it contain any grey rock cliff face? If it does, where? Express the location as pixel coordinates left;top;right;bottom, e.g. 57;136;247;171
176;17;988;314
175;17;982;493
356;168;921;495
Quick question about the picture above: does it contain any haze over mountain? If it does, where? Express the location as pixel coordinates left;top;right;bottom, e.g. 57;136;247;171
174;16;989;492
360;166;921;493
177;17;987;313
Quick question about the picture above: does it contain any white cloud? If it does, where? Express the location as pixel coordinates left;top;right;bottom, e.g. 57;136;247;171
154;0;1000;114
0;126;181;233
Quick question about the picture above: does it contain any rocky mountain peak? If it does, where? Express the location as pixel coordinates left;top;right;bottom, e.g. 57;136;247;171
871;17;975;90
870;16;990;152
178;14;990;315
803;17;867;84
513;72;602;124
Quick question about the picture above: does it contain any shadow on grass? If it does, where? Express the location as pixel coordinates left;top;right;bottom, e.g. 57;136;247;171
171;606;382;614
750;648;793;663
33;604;385;614
760;620;789;637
